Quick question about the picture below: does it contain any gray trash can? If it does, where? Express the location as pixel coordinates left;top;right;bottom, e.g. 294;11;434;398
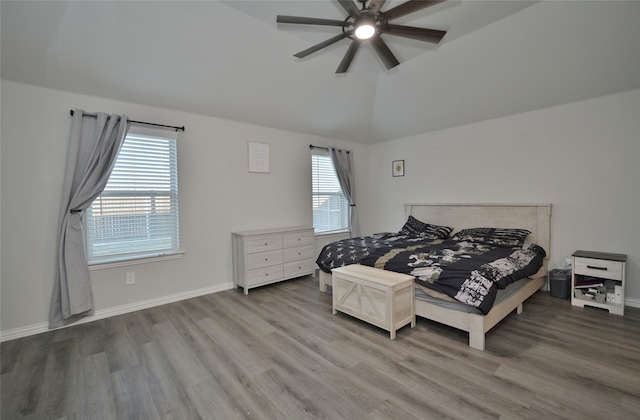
549;269;571;299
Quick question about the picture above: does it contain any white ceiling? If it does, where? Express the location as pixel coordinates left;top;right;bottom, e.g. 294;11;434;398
2;1;639;144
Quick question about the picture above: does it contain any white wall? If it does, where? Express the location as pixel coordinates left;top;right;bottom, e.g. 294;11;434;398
0;80;369;336
2;80;638;338
364;89;640;303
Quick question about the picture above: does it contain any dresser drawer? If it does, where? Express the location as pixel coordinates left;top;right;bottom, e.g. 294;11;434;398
247;265;284;286
283;230;314;248
247;250;283;269
283;259;315;278
283;244;315;262
246;234;283;254
574;257;623;280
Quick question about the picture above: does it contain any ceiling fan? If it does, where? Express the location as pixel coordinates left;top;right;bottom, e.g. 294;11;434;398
277;0;447;73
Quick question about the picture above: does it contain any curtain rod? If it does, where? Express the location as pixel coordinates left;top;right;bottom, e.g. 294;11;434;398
69;110;185;132
309;144;350;153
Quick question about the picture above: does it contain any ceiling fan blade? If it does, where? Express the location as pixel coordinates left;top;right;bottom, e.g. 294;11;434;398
294;31;354;59
277;15;350;27
337;0;361;17
368;0;388;15
336;40;361;74
370;36;400;70
380;24;446;43
382;0;445;22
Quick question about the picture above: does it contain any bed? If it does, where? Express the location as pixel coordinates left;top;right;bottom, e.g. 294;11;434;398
317;203;552;350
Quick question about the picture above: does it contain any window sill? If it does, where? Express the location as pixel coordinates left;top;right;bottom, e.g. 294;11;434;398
315;230;351;237
89;251;184;271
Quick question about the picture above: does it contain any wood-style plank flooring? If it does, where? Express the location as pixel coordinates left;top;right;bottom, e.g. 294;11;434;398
2;275;640;419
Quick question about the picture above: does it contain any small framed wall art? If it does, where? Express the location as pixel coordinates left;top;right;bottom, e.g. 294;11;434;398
392;160;405;177
248;141;270;173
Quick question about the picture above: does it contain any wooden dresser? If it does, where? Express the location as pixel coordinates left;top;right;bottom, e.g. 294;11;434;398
232;226;315;294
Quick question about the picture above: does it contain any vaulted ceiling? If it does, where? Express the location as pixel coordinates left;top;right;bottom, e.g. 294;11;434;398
2;1;639;144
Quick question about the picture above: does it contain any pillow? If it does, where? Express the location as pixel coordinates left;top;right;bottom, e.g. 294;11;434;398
399;215;453;240
452;227;531;248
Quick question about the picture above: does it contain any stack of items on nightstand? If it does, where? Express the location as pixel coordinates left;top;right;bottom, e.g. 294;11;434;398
573;277;609;303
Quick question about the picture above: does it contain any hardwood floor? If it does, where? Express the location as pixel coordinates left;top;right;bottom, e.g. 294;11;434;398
2;275;639;419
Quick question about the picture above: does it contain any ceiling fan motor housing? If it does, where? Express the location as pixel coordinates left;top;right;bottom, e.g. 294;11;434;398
277;0;447;73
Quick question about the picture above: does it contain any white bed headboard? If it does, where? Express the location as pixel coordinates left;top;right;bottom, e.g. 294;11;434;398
404;203;552;261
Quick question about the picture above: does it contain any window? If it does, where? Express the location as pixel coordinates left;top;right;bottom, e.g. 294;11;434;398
86;126;180;264
312;152;349;234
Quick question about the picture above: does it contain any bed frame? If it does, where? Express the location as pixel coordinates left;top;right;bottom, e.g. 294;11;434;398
318;203;552;351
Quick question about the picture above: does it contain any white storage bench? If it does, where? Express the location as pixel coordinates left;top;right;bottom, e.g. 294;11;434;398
331;264;415;339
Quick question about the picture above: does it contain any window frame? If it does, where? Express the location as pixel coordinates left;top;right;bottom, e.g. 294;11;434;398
311;150;350;235
85;125;182;267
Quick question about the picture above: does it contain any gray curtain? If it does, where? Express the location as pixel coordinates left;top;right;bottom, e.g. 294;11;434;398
49;110;129;328
328;147;359;237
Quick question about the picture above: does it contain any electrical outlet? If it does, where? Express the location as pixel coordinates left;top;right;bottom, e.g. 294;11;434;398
125;272;136;285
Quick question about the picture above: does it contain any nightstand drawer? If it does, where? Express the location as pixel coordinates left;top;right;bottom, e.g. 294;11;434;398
574;257;623;280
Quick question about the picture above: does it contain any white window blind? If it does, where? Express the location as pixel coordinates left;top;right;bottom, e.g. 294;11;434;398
86;126;180;263
312;153;349;234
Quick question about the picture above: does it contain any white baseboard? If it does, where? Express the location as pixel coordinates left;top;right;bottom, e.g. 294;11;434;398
625;297;640;308
0;282;234;342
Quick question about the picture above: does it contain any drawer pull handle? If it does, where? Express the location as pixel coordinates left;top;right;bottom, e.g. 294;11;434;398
587;265;607;271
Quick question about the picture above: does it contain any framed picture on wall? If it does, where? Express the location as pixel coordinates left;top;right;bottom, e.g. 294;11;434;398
392;160;405;177
248;141;270;173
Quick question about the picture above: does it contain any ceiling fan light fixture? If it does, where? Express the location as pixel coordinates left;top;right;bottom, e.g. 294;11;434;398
355;22;375;39
277;0;448;73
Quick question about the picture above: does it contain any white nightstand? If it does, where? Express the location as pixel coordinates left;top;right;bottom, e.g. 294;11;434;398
571;250;626;316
